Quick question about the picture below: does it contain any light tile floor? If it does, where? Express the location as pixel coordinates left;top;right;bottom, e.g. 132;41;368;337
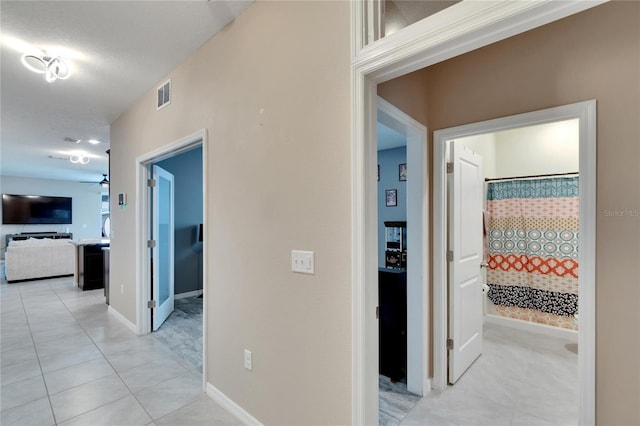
0;276;241;426
395;321;579;426
2;276;577;426
152;296;203;372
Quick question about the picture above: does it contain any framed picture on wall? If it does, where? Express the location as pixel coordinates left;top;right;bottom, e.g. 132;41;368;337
399;163;407;181
385;189;397;207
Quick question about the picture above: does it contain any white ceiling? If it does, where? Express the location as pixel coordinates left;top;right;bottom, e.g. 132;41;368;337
0;0;252;184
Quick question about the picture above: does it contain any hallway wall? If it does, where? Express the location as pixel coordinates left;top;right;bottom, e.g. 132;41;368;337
378;2;640;423
109;1;351;424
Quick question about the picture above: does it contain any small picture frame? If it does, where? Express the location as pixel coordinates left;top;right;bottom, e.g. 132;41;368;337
385;189;397;207
399;163;407;181
377;164;380;181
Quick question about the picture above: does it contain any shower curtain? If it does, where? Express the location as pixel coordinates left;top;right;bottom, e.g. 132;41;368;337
486;176;579;329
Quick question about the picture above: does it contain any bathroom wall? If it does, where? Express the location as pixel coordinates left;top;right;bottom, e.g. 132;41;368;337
455;119;579;180
494;120;579;178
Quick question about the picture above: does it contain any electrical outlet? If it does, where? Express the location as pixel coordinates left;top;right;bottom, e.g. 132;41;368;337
244;349;252;371
291;250;314;274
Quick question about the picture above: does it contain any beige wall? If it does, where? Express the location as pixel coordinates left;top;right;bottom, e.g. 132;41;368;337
110;2;351;424
379;2;640;424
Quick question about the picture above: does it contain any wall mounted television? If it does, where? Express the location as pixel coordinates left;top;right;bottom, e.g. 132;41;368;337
2;194;72;224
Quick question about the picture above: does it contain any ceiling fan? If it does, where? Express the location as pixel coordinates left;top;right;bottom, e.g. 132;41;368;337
78;174;109;187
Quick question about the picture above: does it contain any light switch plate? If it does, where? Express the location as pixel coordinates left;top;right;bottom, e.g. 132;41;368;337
244;349;252;371
291;250;314;275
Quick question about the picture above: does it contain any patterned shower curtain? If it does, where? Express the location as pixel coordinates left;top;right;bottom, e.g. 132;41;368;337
486;176;579;329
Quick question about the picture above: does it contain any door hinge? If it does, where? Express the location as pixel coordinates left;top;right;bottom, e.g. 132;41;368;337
446;162;454;173
147;300;156;309
376;306;379;319
147;178;156;187
447;250;454;262
147;240;156;248
447;338;454;350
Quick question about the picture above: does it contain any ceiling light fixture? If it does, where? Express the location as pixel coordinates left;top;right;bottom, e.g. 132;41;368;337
21;51;71;83
69;152;90;164
99;174;109;188
87;139;102;145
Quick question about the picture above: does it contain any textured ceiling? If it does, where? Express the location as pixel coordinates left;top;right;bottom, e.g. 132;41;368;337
0;0;252;184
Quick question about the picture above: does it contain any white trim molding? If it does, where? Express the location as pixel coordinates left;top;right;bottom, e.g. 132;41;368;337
484;315;579;342
377;97;429;397
206;382;262;426
175;290;203;300
351;1;603;424
432;100;596;424
108;305;138;334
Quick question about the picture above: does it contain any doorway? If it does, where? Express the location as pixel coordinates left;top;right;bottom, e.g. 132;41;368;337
433;101;595;390
376;98;428;422
136;129;208;390
352;3;600;425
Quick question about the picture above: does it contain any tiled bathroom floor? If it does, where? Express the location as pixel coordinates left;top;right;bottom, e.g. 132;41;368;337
397;321;579;426
0;276;240;426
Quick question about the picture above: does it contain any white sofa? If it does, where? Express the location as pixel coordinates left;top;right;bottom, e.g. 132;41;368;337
5;238;75;282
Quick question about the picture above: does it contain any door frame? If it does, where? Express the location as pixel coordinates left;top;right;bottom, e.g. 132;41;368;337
433;101;596;403
351;1;604;425
135;129;207;390
377;97;429;396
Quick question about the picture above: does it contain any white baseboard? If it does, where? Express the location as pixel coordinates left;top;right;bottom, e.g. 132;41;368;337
206;382;262;426
175;289;203;299
484;314;578;342
108;305;139;334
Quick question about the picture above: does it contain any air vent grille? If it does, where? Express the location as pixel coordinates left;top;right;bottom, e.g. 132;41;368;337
157;79;171;110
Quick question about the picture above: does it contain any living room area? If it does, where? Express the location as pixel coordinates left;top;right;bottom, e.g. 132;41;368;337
1;175;108;284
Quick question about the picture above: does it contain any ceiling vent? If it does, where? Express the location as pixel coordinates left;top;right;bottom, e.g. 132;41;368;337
64;137;81;144
157;79;171;110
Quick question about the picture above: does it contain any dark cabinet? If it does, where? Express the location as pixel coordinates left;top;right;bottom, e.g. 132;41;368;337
103;248;110;304
78;244;108;290
378;268;407;382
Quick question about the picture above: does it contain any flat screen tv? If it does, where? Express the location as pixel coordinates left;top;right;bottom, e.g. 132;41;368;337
2;194;72;224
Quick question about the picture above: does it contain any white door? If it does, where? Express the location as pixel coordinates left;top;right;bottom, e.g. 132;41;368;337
448;142;484;384
152;165;175;331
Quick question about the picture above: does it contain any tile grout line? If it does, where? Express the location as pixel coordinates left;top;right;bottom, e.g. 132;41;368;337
6;280;206;425
16;281;59;426
49;283;204;424
48;282;160;424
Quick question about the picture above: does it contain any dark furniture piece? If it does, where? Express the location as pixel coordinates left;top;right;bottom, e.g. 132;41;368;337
78;243;109;290
5;232;72;247
102;247;110;304
378;268;407;382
